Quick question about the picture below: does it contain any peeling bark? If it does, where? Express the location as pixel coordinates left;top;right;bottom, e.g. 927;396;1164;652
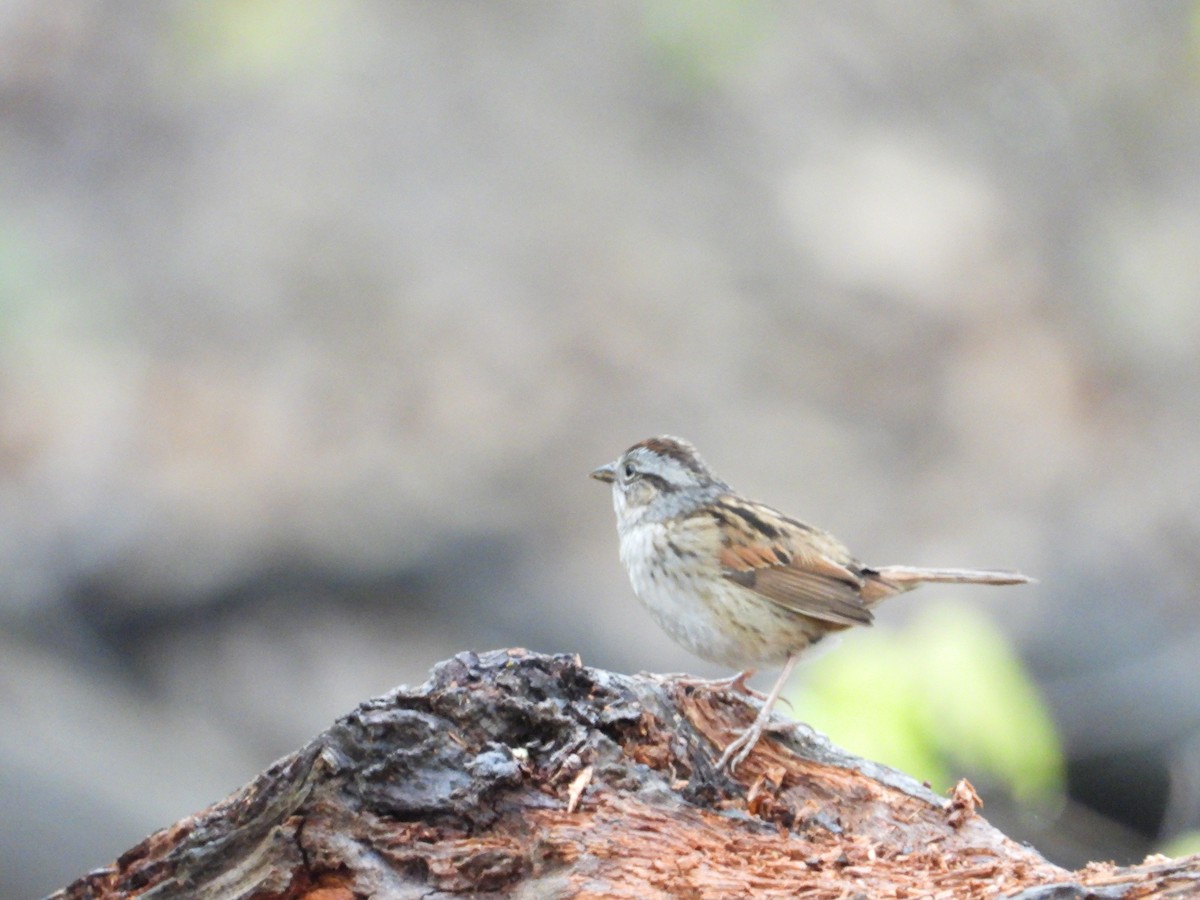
49;649;1200;899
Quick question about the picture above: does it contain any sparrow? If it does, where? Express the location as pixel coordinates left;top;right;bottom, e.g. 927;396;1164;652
591;435;1032;773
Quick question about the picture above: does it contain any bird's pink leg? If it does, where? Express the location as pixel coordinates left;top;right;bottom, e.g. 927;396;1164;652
673;669;765;700
716;654;800;772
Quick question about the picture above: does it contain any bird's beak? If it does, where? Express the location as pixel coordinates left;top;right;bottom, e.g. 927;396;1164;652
590;462;616;483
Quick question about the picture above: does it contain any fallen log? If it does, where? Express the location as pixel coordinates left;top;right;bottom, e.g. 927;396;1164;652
50;648;1199;898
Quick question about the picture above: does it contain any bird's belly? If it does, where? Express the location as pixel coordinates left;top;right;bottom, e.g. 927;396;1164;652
619;523;826;669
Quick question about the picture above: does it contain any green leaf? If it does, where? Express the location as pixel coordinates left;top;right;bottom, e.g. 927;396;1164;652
793;601;1064;810
1160;829;1200;859
640;0;774;89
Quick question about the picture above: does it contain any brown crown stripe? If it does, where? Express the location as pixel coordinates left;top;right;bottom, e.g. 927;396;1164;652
628;437;707;474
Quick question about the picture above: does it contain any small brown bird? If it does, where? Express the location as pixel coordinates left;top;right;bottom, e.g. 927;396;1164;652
591;435;1032;772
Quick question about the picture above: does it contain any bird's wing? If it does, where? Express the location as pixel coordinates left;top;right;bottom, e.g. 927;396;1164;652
711;497;875;627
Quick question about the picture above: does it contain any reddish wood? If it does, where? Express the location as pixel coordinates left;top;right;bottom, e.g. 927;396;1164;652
48;649;1200;899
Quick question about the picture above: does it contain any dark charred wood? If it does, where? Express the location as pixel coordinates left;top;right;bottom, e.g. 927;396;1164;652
48;649;1200;899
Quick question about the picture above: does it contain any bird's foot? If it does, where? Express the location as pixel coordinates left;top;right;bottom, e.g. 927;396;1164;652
716;718;816;773
713;654;804;773
715;719;768;773
673;669;767;701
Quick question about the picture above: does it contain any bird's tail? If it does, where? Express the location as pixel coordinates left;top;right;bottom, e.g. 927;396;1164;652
871;565;1034;590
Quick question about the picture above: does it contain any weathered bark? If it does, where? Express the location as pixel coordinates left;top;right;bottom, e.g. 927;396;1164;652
50;649;1199;899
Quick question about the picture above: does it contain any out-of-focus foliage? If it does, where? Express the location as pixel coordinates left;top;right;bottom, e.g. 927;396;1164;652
796;602;1064;811
640;0;774;87
174;0;331;79
1160;830;1200;859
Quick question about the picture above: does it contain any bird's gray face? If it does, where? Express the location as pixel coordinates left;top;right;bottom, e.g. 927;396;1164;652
591;436;728;528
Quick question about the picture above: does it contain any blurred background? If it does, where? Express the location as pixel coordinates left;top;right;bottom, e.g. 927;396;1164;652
3;1;1200;895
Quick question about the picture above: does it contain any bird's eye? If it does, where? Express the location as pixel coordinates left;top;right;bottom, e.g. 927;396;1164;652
624;463;636;479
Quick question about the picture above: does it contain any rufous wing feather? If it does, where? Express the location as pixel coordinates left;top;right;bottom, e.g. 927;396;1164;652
729;565;875;626
715;498;875;627
712;498;1033;627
